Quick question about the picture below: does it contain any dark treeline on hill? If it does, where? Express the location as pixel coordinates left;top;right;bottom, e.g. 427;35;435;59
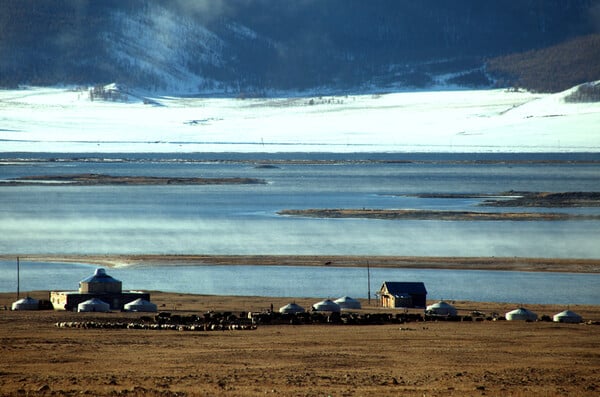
1;0;599;94
488;34;600;92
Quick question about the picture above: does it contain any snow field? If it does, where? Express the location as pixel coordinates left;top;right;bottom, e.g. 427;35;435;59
0;86;598;153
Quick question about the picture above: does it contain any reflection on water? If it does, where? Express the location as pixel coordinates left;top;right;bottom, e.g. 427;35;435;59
1;261;598;305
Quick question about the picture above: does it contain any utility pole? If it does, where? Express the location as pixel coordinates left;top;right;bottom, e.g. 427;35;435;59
367;261;371;305
16;256;20;300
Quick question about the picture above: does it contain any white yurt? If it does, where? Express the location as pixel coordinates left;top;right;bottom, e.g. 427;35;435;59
124;298;157;312
505;307;538;321
426;301;458;316
334;296;362;310
11;296;39;311
312;299;341;312
77;298;110;313
553;309;583;323
279;302;305;314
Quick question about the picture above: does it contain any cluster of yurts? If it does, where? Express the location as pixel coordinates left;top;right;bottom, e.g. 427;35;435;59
279;298;585;324
10;295;156;313
424;301;584;323
11;295;585;323
280;297;362;314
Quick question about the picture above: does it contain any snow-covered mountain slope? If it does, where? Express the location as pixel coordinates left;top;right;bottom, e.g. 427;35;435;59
102;5;225;93
2;1;598;94
1;85;598;153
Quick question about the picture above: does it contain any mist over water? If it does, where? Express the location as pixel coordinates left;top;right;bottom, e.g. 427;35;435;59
1;153;600;257
1;216;597;257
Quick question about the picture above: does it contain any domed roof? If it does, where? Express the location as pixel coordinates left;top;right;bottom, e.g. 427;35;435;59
334;296;361;310
80;268;120;283
312;299;341;312
279;303;305;314
77;298;110;312
13;296;38;304
124;298;157;312
553;309;582;323
506;307;538;321
11;296;39;310
426;301;457;316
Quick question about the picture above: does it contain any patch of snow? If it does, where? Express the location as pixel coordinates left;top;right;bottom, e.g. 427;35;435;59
226;22;258;40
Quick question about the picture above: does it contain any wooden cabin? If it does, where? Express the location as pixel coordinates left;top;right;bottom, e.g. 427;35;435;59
378;281;427;308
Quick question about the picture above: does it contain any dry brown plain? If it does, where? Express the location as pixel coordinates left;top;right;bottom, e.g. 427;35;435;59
1;291;599;397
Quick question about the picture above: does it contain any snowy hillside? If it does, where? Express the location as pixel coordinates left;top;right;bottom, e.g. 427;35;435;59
1;85;598;153
103;5;226;93
2;1;599;94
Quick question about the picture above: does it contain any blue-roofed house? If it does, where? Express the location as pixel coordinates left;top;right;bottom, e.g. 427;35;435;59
377;281;427;308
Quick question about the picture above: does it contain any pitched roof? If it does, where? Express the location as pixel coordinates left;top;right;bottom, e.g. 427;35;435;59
381;282;427;295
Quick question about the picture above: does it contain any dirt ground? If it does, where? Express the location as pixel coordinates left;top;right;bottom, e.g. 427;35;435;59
1;292;599;396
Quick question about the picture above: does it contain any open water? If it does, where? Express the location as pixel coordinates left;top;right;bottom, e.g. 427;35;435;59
0;152;599;303
1;152;600;257
0;260;598;304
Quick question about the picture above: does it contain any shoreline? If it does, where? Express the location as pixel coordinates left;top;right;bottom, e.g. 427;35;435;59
0;173;266;186
3;155;600;165
2;254;599;273
278;208;600;221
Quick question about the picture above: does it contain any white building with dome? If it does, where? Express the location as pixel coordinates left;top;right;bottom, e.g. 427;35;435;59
11;296;39;311
279;302;305;314
426;301;458;316
124;298;158;312
553;309;583;323
505;307;538;321
51;268;150;311
312;299;341;312
77;298;110;313
334;296;361;310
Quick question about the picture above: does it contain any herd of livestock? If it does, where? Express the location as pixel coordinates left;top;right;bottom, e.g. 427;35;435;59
52;309;452;332
52;309;596;331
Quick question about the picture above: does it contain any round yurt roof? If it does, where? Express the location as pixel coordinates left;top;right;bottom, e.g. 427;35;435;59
312;299;341;312
12;296;39;310
505;307;537;321
279;303;305;314
426;301;457;316
77;298;110;312
81;268;121;284
124;298;157;312
553;309;583;323
334;296;361;310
